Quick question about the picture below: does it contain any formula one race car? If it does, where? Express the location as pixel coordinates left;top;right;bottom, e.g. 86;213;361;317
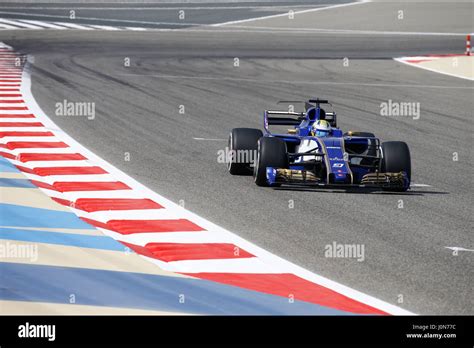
227;99;411;191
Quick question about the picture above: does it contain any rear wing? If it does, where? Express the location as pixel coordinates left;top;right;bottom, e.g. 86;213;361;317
276;99;337;127
264;110;306;133
324;111;337;127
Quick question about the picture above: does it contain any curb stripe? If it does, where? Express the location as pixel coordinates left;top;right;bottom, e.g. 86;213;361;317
0;122;43;127
52;197;164;211
77;198;163;212
82;217;205;234
30;166;107;176
0;114;33;118
16;153;86;162
0;131;53;137
0;151;15;159
47;181;131;192
182;272;386;315
0;99;24;103
124;241;255;262
3;141;69;149
29;179;57;190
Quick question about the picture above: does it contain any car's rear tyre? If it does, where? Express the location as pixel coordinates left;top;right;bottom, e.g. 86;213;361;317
254;137;288;187
227;128;263;175
380;141;411;191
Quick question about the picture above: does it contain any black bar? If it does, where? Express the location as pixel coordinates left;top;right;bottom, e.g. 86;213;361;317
348;154;380;159
288;152;326;157
267;117;301;125
308;99;330;104
1;315;472;346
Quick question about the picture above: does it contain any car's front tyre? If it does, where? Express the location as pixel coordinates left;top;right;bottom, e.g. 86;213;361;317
227;128;263;175
254;137;289;187
380;141;411;191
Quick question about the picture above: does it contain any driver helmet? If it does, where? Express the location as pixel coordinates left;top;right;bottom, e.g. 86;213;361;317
313;119;331;137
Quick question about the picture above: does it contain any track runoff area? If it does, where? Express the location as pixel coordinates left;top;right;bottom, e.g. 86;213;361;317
0;0;473;346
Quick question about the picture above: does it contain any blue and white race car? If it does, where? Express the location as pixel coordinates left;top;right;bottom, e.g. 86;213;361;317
227;99;411;191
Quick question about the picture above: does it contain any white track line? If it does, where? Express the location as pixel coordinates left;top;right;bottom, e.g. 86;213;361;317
0;18;43;29
52;22;95;30
0;13;201;27
445;246;474;253
15;19;69;30
0;23;17;30
87;25;122;31
212;0;371;27
192;137;226;141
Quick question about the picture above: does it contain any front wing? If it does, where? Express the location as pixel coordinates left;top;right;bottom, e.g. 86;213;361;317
266;167;410;190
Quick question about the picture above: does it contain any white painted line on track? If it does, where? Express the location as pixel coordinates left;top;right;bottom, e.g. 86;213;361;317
15;19;69;30
212;0;370;27
445;247;474;253
52;22;95;30
0;23;17;29
87;25;122;31
124;27;148;31
193;137;226;141
0;18;43;29
0;12;202;27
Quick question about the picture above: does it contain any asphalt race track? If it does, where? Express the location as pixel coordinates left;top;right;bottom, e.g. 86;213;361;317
1;0;473;315
0;0;350;29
